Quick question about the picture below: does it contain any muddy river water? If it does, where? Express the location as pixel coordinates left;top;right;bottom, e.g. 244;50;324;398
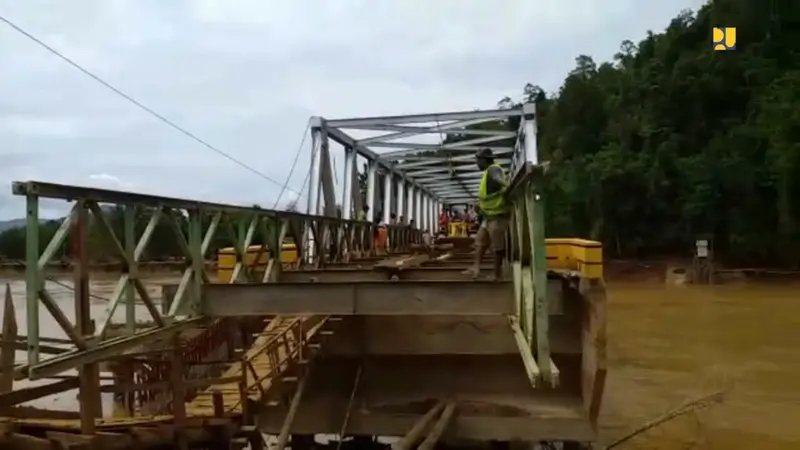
1;277;798;448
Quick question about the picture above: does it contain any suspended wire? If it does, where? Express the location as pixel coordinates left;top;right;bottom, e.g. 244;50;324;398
271;119;311;208
0;14;305;201
292;139;318;212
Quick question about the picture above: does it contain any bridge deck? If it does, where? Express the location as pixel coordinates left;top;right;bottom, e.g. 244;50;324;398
1;246;604;448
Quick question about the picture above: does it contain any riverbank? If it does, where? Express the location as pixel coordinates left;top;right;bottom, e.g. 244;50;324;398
604;259;800;284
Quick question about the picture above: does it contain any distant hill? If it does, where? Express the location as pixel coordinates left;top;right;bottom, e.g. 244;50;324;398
0;206;137;233
0;218;26;231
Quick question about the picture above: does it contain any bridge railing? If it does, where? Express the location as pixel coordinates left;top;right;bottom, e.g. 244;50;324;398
505;162;605;391
10;180;421;380
506;162;556;386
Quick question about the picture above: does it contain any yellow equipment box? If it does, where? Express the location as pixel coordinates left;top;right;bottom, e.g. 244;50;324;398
217;244;298;282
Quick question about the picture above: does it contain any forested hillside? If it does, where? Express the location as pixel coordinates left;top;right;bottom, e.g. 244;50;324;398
1;0;798;266
521;0;800;265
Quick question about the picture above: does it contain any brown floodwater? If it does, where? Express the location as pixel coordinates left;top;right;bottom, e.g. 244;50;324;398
0;276;174;413
1;276;798;448
599;282;800;449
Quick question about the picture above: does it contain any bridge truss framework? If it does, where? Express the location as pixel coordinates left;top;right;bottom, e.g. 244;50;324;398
306;103;539;225
0;103;607;449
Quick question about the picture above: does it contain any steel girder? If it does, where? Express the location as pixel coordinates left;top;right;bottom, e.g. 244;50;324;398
311;104;538;220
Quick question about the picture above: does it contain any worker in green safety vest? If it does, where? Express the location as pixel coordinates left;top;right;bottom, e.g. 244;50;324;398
463;148;509;280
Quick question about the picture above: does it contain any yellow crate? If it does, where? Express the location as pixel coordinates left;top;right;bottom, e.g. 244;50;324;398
545;238;603;279
217;244;298;282
448;222;469;237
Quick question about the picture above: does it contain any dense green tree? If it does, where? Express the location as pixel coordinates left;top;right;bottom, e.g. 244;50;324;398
515;0;800;264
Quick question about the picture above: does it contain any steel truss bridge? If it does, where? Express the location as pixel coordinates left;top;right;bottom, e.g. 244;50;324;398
0;104;607;450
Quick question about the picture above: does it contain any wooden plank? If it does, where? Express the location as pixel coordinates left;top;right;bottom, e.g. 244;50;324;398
43;431;134;450
418;401;456;450
326;316;518;355
279;267;496;283
202;281;513;316
324;316;581;356
392;401;445;450
0;378;80;408
509;316;540;388
45;430;96;449
258;401;594;442
580;278;607;426
0;430;54;450
0;340;68;355
373;254;430;269
96;375;242;394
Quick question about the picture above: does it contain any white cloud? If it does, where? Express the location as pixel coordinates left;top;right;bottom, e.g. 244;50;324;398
88;173;133;190
0;0;706;219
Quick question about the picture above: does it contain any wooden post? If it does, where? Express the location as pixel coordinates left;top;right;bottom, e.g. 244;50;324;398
418;401;456;450
123;360;135;416
161;284;176;316
275;369;311;450
171;333;187;450
73;202;101;433
0;284;18;396
239;358;250;422
392;401;445;450
212;390;224;417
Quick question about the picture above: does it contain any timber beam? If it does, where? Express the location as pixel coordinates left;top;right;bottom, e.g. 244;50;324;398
202;281;513;316
25;317;206;379
278;267;489;283
258;406;594;442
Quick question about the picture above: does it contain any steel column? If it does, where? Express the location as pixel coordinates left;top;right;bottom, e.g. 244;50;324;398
407;184;416;226
307;124;323;263
415;190;422;230
366;161;377;222
396;178;405;223
307;125;322;215
431;197;436;232
341;146;355;220
420;191;424;230
25;193;39;364
383;171;392;225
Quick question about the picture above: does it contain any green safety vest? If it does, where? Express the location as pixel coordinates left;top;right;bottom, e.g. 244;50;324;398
478;163;509;216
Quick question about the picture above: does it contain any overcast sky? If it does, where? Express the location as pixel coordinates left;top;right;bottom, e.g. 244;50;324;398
0;0;706;220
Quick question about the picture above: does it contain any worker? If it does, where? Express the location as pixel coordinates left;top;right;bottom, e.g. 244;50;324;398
375;224;389;253
357;205;369;221
422;229;433;247
463;148;509;280
439;208;449;235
